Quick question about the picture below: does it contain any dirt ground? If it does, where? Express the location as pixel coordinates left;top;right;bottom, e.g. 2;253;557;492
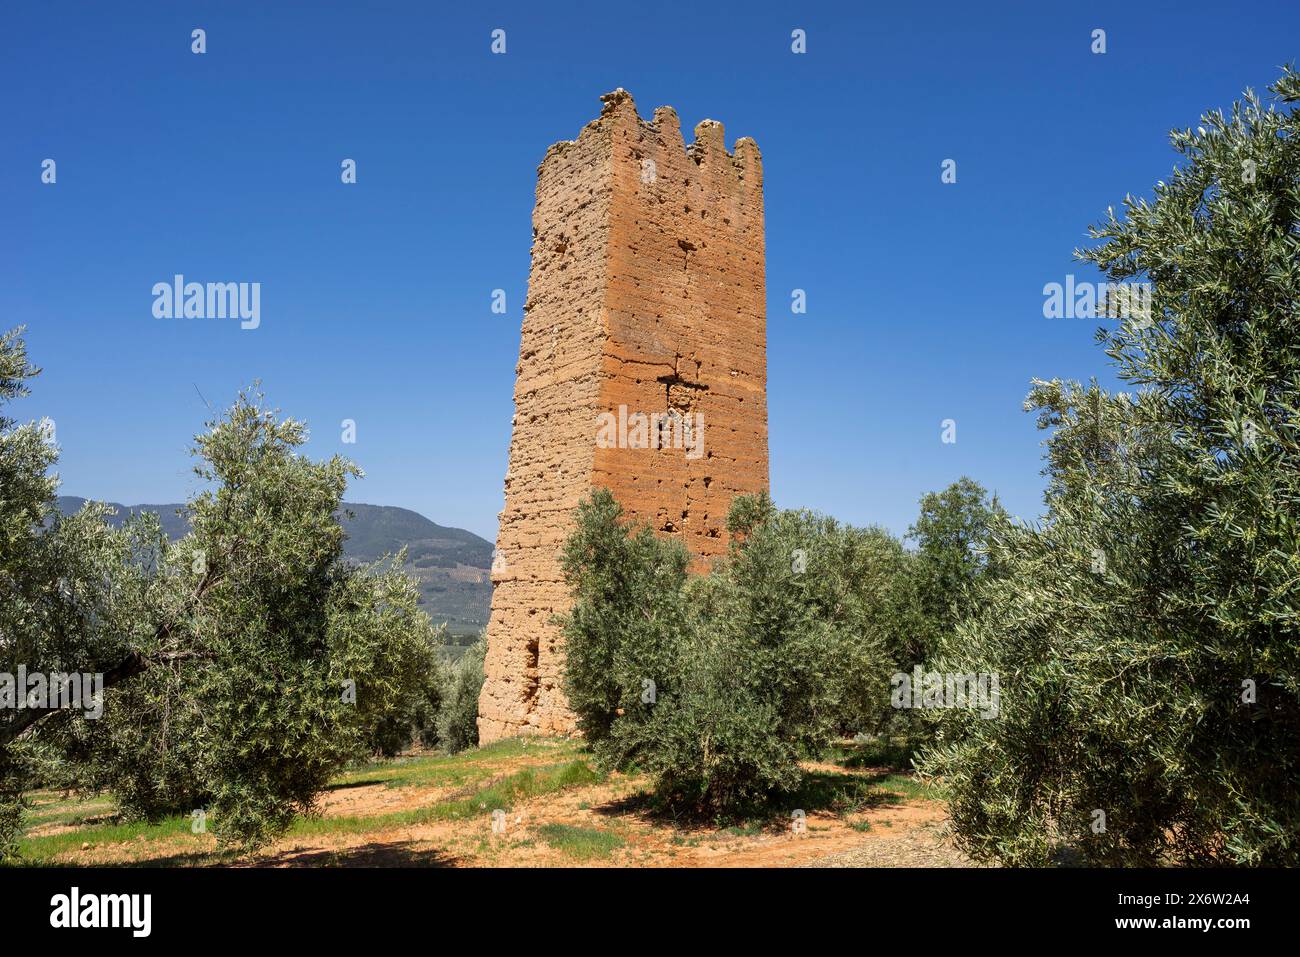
20;738;977;868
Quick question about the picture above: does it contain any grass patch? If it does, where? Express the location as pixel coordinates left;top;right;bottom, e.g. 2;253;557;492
22;792;116;830
330;759;488;792
11;740;604;864
17;814;193;862
870;773;943;801
332;737;585;791
293;759;603;836
430;760;601;821
536;824;625;860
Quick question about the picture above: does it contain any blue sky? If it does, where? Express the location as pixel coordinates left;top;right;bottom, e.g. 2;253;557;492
4;1;1297;542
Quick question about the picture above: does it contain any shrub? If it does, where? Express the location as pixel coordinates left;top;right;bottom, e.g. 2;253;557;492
637;630;802;811
905;477;1006;662
559;489;912;815
363;633;447;758
558;489;693;764
436;635;485;755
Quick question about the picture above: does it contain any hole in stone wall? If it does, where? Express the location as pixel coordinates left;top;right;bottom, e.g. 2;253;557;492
524;637;540;706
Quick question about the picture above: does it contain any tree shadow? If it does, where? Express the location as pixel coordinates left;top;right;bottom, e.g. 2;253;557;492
591;766;902;835
111;840;460;868
782;769;903;815
828;737;922;771
250;840;460;868
324;778;388;792
118;848;244;867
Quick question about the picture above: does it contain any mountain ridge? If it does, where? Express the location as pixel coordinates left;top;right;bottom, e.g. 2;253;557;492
56;496;493;636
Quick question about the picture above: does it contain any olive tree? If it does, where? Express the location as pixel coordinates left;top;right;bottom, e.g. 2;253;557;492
922;69;1300;866
1;329;441;851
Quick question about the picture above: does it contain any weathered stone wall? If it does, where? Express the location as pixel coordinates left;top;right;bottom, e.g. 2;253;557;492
478;90;768;743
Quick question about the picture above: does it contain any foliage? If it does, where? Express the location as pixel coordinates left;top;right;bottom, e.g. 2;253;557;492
0;327;156;854
921;69;1300;866
559;489;913;814
905;477;1006;660
558;489;693;755
361;615;449;759
436;634;485;755
0;330;443;850
79;391;442;844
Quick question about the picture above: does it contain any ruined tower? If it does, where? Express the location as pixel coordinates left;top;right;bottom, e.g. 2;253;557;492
477;90;768;743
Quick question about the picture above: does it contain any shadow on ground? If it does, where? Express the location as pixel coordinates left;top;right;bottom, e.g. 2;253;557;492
251;840;460;867
591;766;905;834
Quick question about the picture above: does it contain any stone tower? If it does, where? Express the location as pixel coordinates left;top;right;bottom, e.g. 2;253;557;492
477;89;768;743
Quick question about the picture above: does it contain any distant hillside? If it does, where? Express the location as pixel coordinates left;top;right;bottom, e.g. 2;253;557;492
56;497;493;637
